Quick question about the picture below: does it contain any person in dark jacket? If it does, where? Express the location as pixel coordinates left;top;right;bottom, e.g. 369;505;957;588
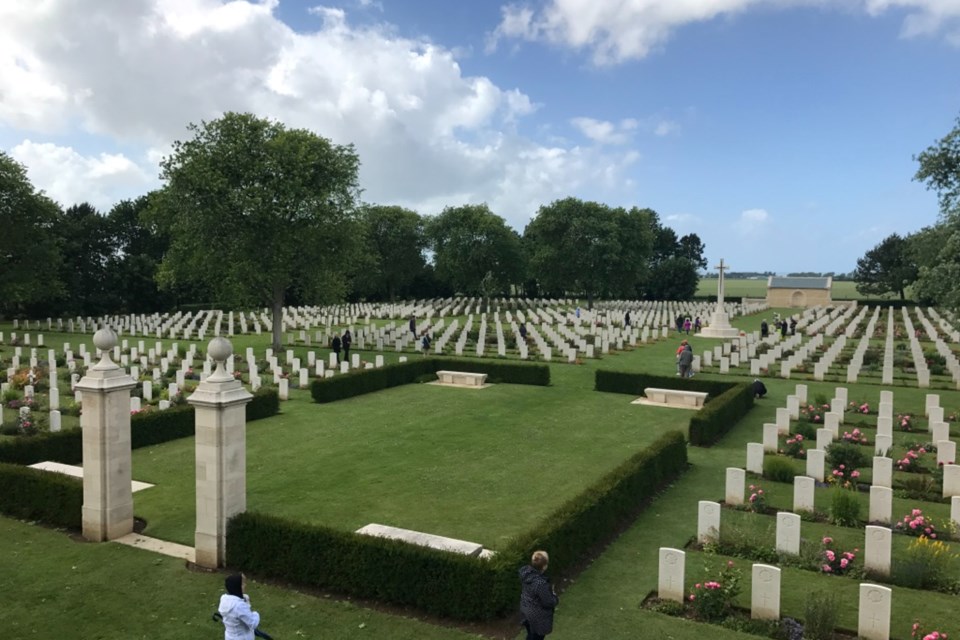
760;319;769;338
790;317;798;335
342;329;352;363
519;550;558;639
409;315;416;337
331;334;341;363
753;378;767;399
519;322;528;340
678;343;694;378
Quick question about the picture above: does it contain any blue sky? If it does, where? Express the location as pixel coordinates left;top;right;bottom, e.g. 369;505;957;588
1;0;959;273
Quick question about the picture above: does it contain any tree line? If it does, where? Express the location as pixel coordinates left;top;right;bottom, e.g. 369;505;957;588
853;112;960;304
0;112;705;348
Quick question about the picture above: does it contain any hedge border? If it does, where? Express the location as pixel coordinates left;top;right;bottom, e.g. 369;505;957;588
226;430;687;621
0;462;82;528
594;370;754;446
0;387;280;466
310;357;550;403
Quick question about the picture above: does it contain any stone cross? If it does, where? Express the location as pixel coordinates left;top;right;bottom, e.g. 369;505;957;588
714;259;729;306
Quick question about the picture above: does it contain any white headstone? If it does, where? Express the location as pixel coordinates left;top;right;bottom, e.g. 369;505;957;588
875;435;893;456
876;416;892;437
864;526;891;577
48;387;59;410
775;512;801;555
698;501;721;543
751;564;781;621
725;468;745;506
762;424;779;453
806;449;825;482
130;397;141;412
931;421;949;443
873;457;893;489
793;475;815;513
868;486;892;525
943;464;960;498
926;394;940;417
937;440;957;466
951;496;960;531
143;381;152;401
816;428;832;450
49;410;61;432
929;406;944;424
825;412;840;437
775;408;790;434
329;352;338;368
879;390;893;405
747;443;764;474
858;584;891;640
794;384;807;403
340;361;349;374
658;548;685;603
279;378;289;401
159;399;170;410
375;355;384;368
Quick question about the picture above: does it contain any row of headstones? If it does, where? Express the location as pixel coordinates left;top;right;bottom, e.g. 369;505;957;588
725;465;960;525
657;548;894;640
698;499;916;579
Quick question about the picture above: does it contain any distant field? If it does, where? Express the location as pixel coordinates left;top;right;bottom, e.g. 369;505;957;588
696;278;906;300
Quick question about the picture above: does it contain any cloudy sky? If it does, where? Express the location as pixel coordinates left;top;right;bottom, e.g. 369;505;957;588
2;0;959;273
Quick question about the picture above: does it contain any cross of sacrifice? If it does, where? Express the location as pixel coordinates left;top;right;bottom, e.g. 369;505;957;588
714;259;729;305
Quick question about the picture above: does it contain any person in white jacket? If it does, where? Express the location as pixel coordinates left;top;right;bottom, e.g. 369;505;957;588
218;574;261;640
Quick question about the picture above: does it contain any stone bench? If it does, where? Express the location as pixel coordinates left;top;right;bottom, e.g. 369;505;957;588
644;387;709;409
355;523;484;556
435;370;488;387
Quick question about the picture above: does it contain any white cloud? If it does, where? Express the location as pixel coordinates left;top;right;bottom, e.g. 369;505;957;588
570;117;640;144
740;208;769;223
654;120;680;136
10;140;155;210
0;0;636;227
490;1;960;64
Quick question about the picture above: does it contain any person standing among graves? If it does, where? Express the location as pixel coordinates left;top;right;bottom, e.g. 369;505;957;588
217;574;262;640
694;316;701;333
331;333;342;364
678;342;694;378
342;329;352;363
760;319;769;338
790;317;798;335
624;311;631;327
421;332;431;355
519;550;559;640
675;340;688;375
519;322;528;341
683;317;692;335
675;314;684;332
409;315;416;337
780;319;788;338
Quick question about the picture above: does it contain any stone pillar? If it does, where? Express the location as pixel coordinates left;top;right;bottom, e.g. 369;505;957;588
77;328;137;542
189;337;252;568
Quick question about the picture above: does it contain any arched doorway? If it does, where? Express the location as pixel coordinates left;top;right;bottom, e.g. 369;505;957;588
790;290;806;307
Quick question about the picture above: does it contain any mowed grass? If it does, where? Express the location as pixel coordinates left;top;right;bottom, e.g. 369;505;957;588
132;381;687;547
697;278;903;300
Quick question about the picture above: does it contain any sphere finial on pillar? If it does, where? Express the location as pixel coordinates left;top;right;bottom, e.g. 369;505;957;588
92;327;118;370
207;337;234;382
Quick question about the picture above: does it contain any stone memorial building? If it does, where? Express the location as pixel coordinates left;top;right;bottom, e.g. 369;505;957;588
765;276;832;308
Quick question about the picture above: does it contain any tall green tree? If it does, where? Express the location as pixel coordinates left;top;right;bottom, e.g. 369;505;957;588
152;112;362;351
639;213;702;300
853;233;917;300
525;198;651;308
678;233;707;270
428;204;523;297
106;194;177;313
0;152;64;315
356;205;426;301
912;113;960;308
57;203;118;315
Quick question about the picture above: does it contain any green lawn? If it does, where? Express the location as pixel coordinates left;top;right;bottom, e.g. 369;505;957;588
132;382;686;547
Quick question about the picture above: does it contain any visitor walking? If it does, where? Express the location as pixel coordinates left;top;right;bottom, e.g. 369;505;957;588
519;322;528;340
675;314;684;332
683;317;692;335
217;574;265;640
678;342;694;378
342;329;352;364
421;332;431;355
694;316;701;333
331;334;342;364
519;550;558;640
675;340;688;376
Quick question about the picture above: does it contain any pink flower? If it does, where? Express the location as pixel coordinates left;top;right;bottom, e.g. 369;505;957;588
840;558;849;568
825;550;836;561
689;594;695;601
851;470;861;478
727;561;734;567
910;521;918;529
822;536;833;545
695;583;701;589
822;564;832;572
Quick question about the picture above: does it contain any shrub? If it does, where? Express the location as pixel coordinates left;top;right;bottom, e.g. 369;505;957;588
819;536;857;575
783;434;806;459
763;457;797;483
894;536;959;590
688;383;754;446
829;489;861;527
792;422;817;440
311;358;550;403
594;370;736;398
894;509;941;538
825;442;870;469
804;591;839;640
688;561;743;623
0;462;82;528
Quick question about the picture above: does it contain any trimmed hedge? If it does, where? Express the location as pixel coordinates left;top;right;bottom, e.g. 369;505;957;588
226;430;687;621
594;370;754;447
507;430;688;578
0;463;82;528
310;358;551;404
227;512;517;620
0;388;280;466
687;382;754;446
595;370;737;399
